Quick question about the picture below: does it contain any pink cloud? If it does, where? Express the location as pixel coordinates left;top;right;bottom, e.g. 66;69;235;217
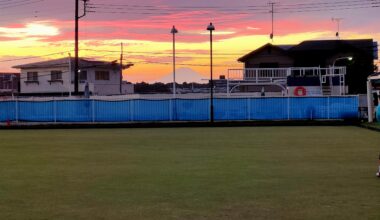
34;15;333;44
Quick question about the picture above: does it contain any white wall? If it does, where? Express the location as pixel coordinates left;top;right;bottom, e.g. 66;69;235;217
89;69;121;96
122;83;134;94
20;67;71;94
20;67;121;95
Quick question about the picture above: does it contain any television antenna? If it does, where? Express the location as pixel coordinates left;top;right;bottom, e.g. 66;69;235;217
332;18;343;39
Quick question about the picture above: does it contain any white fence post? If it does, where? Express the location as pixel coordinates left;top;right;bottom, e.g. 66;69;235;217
227;71;230;97
367;80;374;123
15;98;18;123
92;99;95;123
169;99;173;121
357;95;360;120
209;97;213;121
247;98;251;121
130;99;134;122
287;97;290;120
327;96;330;120
54;99;57;123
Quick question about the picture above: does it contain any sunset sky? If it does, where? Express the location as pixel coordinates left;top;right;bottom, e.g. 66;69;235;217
0;0;379;82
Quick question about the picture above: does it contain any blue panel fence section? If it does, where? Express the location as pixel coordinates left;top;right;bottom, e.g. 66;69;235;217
0;96;359;123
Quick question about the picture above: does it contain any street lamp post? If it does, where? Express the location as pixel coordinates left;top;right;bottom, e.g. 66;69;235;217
333;56;353;67
331;56;353;95
171;26;178;98
207;22;215;123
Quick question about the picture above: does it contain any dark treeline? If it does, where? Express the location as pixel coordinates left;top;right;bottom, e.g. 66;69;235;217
134;82;209;94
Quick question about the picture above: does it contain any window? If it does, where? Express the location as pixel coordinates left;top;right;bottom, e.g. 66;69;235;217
80;70;87;81
95;71;110;80
51;71;62;81
27;72;38;81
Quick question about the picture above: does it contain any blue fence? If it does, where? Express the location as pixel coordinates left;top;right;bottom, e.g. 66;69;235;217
0;96;359;123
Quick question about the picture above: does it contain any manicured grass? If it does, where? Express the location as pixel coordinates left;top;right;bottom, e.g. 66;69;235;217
0;127;379;220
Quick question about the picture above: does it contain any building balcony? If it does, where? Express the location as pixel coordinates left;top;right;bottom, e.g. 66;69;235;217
227;67;347;82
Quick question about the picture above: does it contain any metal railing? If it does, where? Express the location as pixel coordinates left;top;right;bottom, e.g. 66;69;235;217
228;67;347;81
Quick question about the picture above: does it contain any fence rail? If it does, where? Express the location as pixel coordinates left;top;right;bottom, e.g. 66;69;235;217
227;67;347;81
0;96;359;123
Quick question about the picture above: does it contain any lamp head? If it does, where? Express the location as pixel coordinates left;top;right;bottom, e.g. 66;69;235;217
207;23;215;31
171;26;178;34
348;57;353;61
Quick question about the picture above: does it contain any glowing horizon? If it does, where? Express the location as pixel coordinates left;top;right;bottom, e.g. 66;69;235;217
0;0;379;82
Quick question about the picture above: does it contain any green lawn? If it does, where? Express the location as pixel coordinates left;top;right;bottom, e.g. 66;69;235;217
0;126;379;220
362;122;380;131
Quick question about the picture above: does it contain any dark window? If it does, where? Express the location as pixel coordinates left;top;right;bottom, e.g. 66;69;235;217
95;71;109;80
27;72;38;81
51;71;62;81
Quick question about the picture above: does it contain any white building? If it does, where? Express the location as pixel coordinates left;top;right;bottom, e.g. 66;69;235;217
121;82;134;94
13;57;133;96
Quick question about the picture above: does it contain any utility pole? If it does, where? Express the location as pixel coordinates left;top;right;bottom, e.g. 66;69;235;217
332;18;343;39
120;42;123;95
74;0;89;95
68;53;72;97
269;2;276;42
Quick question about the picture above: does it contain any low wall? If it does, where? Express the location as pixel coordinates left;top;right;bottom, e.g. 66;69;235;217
0;96;359;123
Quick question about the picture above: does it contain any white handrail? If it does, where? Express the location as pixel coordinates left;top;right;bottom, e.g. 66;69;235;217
228;67;347;80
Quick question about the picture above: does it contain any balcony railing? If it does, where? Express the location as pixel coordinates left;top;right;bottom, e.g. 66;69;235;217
227;67;346;81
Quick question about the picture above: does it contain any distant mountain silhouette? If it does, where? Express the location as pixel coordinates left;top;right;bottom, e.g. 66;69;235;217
159;67;205;83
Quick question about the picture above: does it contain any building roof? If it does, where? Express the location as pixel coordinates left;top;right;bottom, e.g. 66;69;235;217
277;45;295;51
238;43;293;62
290;39;374;53
13;57;133;69
238;39;375;63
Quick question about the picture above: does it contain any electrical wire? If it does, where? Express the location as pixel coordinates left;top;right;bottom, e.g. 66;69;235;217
0;0;44;10
87;0;380;15
0;51;72;63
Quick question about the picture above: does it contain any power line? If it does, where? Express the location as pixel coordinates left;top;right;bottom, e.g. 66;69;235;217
0;51;71;63
0;0;44;10
81;48;249;56
123;60;241;67
87;0;380;14
88;0;379;10
0;0;40;6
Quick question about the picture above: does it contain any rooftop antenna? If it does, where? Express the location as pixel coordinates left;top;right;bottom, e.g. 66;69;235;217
269;2;276;42
332;18;343;39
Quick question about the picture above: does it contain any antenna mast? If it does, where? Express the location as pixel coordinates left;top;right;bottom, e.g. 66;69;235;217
332;17;343;39
269;2;276;42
